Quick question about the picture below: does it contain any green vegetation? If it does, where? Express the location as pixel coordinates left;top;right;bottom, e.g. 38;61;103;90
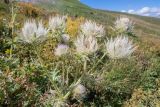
36;0;160;36
0;0;160;106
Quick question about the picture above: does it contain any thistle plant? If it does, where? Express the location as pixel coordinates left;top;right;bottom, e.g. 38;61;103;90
105;36;136;59
115;17;134;34
74;34;98;56
19;20;48;64
80;20;105;37
54;44;69;56
20;20;48;44
74;34;98;73
49;15;67;34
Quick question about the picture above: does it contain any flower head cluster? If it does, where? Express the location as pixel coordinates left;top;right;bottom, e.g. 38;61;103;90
49;15;66;32
80;20;105;37
115;17;134;33
21;20;48;44
74;34;98;55
54;44;69;56
106;36;136;59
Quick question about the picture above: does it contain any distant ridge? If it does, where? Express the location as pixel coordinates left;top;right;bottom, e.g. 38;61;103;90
18;0;56;3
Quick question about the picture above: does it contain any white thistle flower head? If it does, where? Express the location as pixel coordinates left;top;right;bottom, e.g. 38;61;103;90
61;34;70;43
21;20;47;44
73;84;87;99
75;35;98;55
106;36;136;59
115;17;134;33
36;21;48;37
49;15;66;32
80;20;105;37
54;44;69;56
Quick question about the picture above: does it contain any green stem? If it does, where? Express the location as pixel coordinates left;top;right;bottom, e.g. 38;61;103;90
9;3;14;59
88;53;106;73
83;58;87;73
34;45;43;65
9;45;13;59
52;82;63;98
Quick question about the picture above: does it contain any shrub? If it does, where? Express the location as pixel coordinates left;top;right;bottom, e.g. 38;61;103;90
66;17;84;39
17;2;45;17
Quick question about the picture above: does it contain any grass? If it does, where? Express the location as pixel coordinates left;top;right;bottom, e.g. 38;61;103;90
0;0;160;106
35;0;160;36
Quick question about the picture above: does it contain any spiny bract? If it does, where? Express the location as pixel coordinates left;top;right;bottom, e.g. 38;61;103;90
106;36;136;59
80;20;105;37
74;34;98;55
20;20;48;44
115;17;134;33
49;15;67;32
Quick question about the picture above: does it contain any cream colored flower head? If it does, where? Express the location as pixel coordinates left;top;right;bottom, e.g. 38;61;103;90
75;34;98;55
80;20;105;37
49;15;66;32
21;20;47;44
54;44;69;56
106;36;136;59
115;17;134;33
73;84;87;99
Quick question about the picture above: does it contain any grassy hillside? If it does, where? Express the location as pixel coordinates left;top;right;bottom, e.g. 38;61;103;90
1;0;160;37
35;0;160;36
0;0;160;106
32;0;160;52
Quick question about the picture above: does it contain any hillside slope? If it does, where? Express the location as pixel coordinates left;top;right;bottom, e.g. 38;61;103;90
1;0;160;47
32;0;160;37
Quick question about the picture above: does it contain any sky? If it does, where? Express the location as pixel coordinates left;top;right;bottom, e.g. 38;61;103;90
80;0;160;17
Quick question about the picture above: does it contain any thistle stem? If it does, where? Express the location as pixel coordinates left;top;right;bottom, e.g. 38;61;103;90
33;44;43;65
88;53;106;73
83;58;87;73
9;45;13;59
